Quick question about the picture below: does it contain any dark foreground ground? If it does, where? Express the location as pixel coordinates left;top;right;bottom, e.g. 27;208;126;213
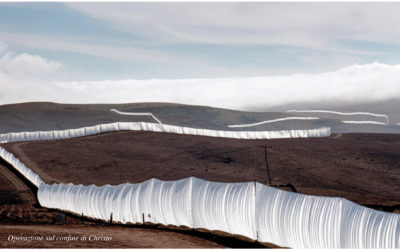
3;131;400;209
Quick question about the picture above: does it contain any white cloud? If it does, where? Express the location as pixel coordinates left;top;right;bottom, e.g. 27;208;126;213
0;48;65;102
0;32;179;64
66;3;400;53
2;62;400;111
0;42;6;54
0;52;63;77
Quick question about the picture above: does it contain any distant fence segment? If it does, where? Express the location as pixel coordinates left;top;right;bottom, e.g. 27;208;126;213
341;120;387;125
37;178;400;248
228;117;320;128
0;122;331;143
286;109;390;125
110;108;163;124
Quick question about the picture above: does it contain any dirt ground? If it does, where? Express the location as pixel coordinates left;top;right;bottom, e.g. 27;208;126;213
0;224;230;248
3;131;400;209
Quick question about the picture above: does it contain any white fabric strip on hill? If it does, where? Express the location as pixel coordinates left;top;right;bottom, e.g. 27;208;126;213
228;117;319;128
37;178;400;248
0;146;43;187
341;121;387;125
0;122;331;143
286;110;389;125
110;108;162;124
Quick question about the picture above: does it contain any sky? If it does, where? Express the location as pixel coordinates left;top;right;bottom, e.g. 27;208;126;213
1;2;400;110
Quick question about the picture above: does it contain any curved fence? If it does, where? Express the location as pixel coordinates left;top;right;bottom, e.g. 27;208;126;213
0;121;331;143
286;110;390;125
0;146;43;187
228;117;320;128
37;178;400;248
1;122;399;248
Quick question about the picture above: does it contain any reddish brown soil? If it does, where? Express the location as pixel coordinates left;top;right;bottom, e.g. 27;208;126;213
0;161;48;224
0;224;230;248
0;162;36;205
3;132;400;209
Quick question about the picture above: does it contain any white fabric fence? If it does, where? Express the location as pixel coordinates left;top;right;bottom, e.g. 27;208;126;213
228;117;320;128
110;108;163;124
286;110;390;125
0;122;331;143
38;178;400;248
2;122;398;248
0;146;43;187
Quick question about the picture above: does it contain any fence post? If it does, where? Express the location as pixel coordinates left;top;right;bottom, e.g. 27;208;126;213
264;146;272;185
254;180;258;241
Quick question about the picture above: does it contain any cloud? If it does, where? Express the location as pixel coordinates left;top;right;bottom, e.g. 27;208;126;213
1;62;400;111
0;47;65;102
0;42;6;53
2;3;396;80
66;3;400;53
0;32;179;64
0;52;63;77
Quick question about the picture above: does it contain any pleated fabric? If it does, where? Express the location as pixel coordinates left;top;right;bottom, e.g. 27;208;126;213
256;184;342;248
340;199;400;248
0;122;331;143
37;179;400;248
38;178;193;227
191;178;256;240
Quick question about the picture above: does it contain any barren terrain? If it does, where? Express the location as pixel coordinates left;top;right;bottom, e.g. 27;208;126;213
1;102;400;134
3;131;400;208
2;121;400;248
0;224;231;248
